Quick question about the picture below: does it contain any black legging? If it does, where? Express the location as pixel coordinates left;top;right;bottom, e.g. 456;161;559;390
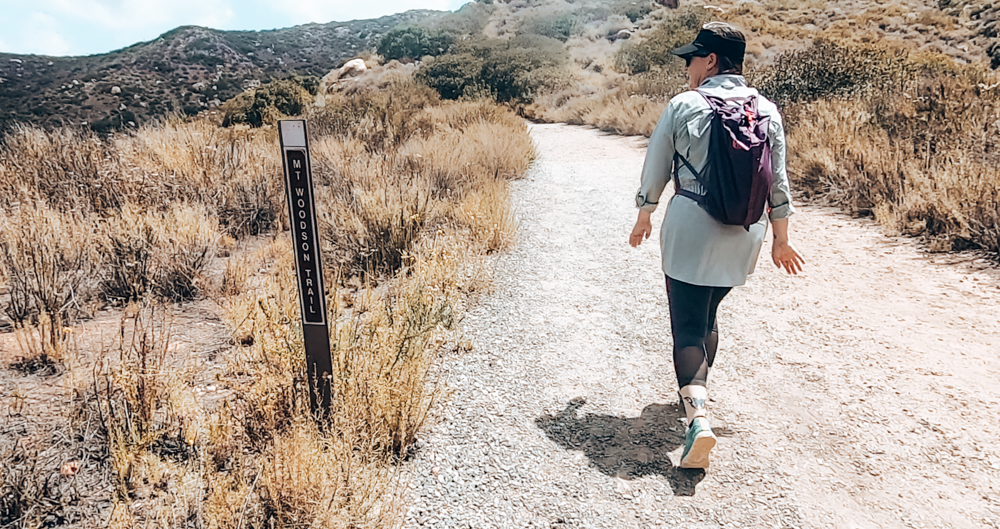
665;276;731;388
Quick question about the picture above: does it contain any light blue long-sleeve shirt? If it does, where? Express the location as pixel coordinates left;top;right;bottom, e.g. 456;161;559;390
635;74;795;287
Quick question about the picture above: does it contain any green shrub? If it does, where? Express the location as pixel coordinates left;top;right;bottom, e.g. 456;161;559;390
613;6;709;74
428;2;494;35
611;0;654;22
416;53;484;100
418;36;568;104
287;74;320;95
750;39;912;106
221;79;312;127
520;11;582;42
479;45;562;103
377;26;456;61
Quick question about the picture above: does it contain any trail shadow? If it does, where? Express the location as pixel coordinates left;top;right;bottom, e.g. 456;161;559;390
536;397;732;496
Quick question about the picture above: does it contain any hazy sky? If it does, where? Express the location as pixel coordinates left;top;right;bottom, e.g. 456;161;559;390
0;0;470;57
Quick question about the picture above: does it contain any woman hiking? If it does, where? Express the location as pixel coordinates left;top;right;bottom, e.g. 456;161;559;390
628;22;805;470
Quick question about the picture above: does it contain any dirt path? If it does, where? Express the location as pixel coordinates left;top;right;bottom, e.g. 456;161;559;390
401;123;1000;529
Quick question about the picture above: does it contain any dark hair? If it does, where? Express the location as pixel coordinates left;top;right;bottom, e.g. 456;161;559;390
702;22;745;75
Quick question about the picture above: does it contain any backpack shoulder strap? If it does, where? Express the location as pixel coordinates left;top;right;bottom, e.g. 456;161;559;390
693;89;728;112
673;90;714;202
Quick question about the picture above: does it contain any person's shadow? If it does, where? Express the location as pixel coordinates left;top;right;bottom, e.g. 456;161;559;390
535;397;732;496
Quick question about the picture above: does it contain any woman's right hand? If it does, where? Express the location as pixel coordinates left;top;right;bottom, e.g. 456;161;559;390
772;240;805;275
629;212;653;247
769;218;804;275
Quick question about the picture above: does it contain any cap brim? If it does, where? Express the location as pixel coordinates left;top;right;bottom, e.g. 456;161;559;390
670;43;701;57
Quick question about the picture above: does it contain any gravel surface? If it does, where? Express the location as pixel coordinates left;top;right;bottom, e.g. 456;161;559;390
401;123;1000;529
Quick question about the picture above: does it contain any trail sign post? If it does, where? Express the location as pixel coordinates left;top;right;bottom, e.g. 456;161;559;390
278;120;332;418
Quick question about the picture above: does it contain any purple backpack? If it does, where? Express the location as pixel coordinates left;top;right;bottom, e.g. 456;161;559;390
673;90;773;231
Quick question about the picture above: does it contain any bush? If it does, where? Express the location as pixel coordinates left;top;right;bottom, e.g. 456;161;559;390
418;36;569;104
613;6;709;74
416;53;484;100
479;44;564;103
611;0;654;22
0;203;96;349
217;173;283;238
287;74;321;95
98;204;221;304
100;206;157;304
520;11;583;42
221;79;312;127
750;39;913;106
377;26;456;61
425;1;494;35
153;204;220;302
0;125;124;215
309;80;442;150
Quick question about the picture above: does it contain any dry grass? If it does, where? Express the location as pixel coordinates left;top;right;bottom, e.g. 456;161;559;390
0;75;534;527
198;92;531;528
0;202;96;352
787;75;1000;252
525;68;682;136
525;0;1000;256
310;87;535;277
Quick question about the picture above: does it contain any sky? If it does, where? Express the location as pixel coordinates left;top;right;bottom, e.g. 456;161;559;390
0;0;470;57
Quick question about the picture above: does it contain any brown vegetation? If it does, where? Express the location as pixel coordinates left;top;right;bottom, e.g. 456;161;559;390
3;0;997;526
0;76;534;527
522;0;1000;256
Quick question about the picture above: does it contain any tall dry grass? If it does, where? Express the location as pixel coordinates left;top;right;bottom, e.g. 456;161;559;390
184;88;533;526
526;2;1000;256
311;85;534;276
1;77;535;527
0;202;96;354
785;69;1000;252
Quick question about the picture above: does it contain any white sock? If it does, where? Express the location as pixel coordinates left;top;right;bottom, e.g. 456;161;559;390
679;385;709;424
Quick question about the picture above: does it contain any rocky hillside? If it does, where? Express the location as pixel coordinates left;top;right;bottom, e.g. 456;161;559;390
0;10;444;130
939;0;1000;67
2;0;996;132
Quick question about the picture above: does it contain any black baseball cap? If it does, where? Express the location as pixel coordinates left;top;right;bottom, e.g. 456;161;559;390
670;27;746;62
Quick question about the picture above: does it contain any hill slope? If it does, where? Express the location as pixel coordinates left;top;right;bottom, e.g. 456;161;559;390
0;9;444;129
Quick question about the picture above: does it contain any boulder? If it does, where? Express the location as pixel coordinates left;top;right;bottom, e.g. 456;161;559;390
111;86;121;94
318;58;370;97
612;29;633;41
338;58;368;78
656;0;679;8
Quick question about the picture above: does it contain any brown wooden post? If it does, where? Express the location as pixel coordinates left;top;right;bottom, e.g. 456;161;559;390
278;120;332;418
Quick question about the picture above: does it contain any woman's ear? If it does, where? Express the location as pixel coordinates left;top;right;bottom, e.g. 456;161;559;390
707;53;719;74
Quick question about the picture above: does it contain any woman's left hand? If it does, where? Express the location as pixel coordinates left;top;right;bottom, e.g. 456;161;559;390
630;212;652;247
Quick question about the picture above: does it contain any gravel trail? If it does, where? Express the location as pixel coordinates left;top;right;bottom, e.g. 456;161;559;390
401;123;1000;529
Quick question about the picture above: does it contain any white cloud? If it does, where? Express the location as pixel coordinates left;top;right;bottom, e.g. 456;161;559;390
45;0;235;30
0;0;472;55
13;12;75;55
261;0;455;24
